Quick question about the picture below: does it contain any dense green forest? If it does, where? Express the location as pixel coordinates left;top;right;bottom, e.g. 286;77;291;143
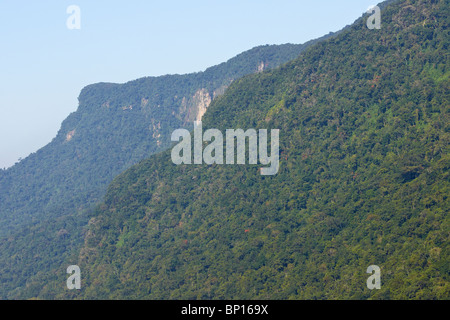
0;40;338;299
0;42;327;236
2;0;449;300
23;0;447;300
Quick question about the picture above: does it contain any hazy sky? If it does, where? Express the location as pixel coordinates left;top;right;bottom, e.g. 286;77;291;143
0;0;377;169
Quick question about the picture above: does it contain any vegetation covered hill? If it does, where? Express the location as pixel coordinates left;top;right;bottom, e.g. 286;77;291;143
0;40;337;299
0;42;326;236
31;0;448;300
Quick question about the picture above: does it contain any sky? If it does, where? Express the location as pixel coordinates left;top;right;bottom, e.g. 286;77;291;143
0;0;378;169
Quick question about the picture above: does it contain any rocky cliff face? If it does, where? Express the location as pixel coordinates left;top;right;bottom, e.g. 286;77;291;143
181;88;213;123
181;61;268;123
257;61;268;73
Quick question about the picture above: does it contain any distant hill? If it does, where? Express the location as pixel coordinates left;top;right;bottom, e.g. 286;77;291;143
34;0;448;300
0;41;333;237
0;35;337;298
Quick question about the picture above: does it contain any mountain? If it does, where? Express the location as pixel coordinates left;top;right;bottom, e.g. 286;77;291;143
32;0;447;300
0;37;338;298
0;42;331;237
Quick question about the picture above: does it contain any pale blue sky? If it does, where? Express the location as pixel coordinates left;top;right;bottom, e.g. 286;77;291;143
0;0;377;169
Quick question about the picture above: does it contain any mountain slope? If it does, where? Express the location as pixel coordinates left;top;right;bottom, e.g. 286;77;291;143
0;40;339;299
44;0;450;300
0;42;326;236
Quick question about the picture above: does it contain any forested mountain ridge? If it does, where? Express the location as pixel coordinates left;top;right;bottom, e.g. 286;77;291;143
0;42;326;236
33;0;448;299
0;40;337;299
